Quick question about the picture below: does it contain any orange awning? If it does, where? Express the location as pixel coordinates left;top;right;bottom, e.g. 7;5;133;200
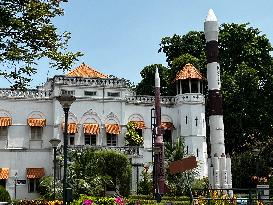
28;118;46;127
130;121;146;129
62;123;78;134
0;168;9;179
105;124;120;135
26;168;45;179
83;123;100;134
0;117;12;126
161;122;175;130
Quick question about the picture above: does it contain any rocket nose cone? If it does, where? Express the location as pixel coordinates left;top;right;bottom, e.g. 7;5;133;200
206;9;217;22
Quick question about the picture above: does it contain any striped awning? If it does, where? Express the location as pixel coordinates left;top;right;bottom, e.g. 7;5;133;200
26;168;45;179
161;122;175;130
28;118;46;127
0;117;12;126
62;123;78;134
105;124;120;135
83;123;100;134
0;168;9;179
130;121;146;129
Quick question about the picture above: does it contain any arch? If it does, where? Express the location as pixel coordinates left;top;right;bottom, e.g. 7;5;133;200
0;109;12;118
105;112;120;125
60;112;78;124
80;110;102;125
128;114;145;122
161;114;173;123
27;111;46;119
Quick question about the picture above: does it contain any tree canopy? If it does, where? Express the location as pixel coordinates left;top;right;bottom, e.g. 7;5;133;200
135;23;273;157
0;0;82;90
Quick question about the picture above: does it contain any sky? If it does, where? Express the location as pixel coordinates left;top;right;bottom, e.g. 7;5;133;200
1;0;273;88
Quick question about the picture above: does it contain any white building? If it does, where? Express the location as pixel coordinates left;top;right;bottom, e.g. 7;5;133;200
0;63;207;199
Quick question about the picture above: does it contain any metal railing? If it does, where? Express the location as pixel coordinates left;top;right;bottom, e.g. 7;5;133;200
191;188;273;204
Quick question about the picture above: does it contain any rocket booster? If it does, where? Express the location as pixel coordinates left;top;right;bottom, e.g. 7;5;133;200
205;9;225;157
205;9;232;191
154;68;165;194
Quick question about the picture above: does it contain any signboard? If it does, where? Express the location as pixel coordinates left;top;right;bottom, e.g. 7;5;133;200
257;184;269;200
169;156;197;175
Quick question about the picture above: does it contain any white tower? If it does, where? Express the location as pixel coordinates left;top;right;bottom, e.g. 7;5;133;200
175;63;208;177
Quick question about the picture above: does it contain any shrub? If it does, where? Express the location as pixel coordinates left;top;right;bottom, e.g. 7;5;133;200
137;168;153;195
125;122;144;146
0;185;11;203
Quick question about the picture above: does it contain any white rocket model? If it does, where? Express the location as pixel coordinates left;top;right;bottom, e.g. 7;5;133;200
204;9;232;191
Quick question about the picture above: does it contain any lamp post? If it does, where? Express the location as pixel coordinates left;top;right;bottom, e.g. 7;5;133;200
253;148;260;176
49;138;61;200
57;94;76;205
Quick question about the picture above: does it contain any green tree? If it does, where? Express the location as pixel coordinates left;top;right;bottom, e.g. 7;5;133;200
68;148;131;197
0;0;82;90
165;138;198;196
135;64;170;96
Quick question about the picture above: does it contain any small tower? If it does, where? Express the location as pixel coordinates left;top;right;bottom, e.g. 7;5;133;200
175;63;208;177
175;63;204;95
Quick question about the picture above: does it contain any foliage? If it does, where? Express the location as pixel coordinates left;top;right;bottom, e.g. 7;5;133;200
191;177;209;190
135;64;170;96
39;176;63;200
231;148;270;188
72;194;191;205
125;122;144;146
0;0;82;89
11;199;63;205
0;185;11;202
194;191;237;205
137;167;153;195
68;148;132;198
164;138;198;196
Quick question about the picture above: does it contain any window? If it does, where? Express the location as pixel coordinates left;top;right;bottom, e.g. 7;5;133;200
85;134;96;146
163;130;172;143
28;179;40;193
68;134;75;145
107;133;117;146
31;127;42;140
0;127;8;140
84;91;97;96
0;179;6;188
135;129;143;137
181;79;190;94
107;92;120;97
191;79;199;93
61;89;75;96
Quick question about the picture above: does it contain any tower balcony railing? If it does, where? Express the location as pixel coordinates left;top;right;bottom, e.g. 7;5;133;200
176;93;205;104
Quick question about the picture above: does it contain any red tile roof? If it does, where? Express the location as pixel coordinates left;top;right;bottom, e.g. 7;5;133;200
66;63;108;78
175;63;204;81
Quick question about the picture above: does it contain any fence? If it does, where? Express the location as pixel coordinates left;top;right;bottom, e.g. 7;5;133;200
191;187;273;204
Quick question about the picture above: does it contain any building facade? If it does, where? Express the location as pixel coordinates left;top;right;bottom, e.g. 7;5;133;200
0;63;208;199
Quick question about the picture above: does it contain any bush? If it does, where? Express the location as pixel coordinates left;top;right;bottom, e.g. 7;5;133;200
137;168;153;195
0;185;11;203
